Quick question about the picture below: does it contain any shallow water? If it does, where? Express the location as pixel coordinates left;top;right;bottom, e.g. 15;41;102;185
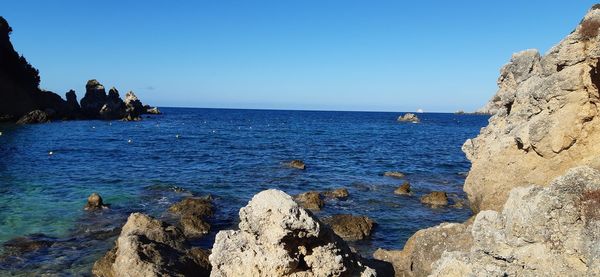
0;108;489;275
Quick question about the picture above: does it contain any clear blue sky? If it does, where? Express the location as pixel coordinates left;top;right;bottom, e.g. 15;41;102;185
2;1;597;112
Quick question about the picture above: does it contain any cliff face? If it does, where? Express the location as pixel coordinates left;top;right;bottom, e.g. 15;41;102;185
0;16;41;120
463;7;600;212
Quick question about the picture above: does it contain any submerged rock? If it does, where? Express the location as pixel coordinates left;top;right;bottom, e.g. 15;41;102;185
16;109;49;124
420;191;448;207
209;189;377;276
322;188;349;200
294;191;324;211
1;234;55;258
286;159;306;170
168;196;213;238
384;171;405;178
397;113;420;123
84;193;108;211
322;214;375;241
92;213;210;277
393;182;411;195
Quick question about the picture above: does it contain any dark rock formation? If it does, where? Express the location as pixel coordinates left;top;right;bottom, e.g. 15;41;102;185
124;91;145;120
168;196;214;239
98;87;126;120
322;214;375;241
16;110;48;124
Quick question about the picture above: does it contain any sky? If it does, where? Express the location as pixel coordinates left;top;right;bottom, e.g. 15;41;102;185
2;1;598;112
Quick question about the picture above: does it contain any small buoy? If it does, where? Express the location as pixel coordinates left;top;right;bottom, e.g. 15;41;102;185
0;131;3;136
109;122;112;126
48;151;53;155
128;139;132;143
92;126;96;129
176;134;180;139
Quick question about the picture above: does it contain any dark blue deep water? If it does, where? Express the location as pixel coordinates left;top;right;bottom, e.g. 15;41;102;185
0;108;489;275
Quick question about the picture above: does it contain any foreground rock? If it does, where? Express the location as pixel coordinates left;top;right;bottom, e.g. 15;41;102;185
322;214;375;241
464;7;600;212
294;191;324;211
168;196;213;238
431;166;600;276
420;191;448;207
397;113;420;123
92;213;210;277
373;222;473;276
209;189;378;276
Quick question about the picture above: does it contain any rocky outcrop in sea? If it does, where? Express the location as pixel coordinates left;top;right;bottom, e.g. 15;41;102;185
372;5;600;276
0;16;159;123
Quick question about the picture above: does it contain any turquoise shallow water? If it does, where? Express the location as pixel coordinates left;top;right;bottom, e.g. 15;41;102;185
0;108;489;275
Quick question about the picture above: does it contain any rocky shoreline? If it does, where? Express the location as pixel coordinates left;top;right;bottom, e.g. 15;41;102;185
0;16;159;124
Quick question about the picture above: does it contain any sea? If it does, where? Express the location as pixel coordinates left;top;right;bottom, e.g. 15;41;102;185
0;108;489;275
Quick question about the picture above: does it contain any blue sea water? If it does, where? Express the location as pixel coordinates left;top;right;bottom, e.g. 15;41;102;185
0;108;489;275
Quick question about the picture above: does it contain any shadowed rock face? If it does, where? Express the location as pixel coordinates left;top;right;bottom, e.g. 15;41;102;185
464;7;600;212
209;189;378;277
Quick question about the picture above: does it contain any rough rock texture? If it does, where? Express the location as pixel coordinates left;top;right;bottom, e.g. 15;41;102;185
322;214;375;241
92;213;210;277
98;87;126;120
394;182;411;195
287;160;306;170
420;191;449;207
373;222;473;277
463;7;600;212
124;91;145;120
209;189;377;277
168;196;213;238
80;80;108;119
431;166;600;276
16;110;48;124
294;191;324;211
84;193;107;211
145;105;162;115
397;113;420;123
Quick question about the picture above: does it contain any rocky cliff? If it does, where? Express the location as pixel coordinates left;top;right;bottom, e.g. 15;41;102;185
374;5;600;276
0;16;159;123
464;6;600;212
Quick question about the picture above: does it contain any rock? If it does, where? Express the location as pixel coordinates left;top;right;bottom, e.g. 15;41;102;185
209;189;377;276
294;191;324;211
1;234;55;258
431;166;600;276
393;182;411;195
322;188;349;200
98;87;126;120
80;79;108;118
321;214;375;241
92;213;210;277
384;171;405;178
84;193;107;211
124;91;145;120
16;109;48;124
463;7;600;212
65;89;82;117
397;113;420;123
145;106;162;115
168;196;213;238
373;222;473;277
286;159;306;170
420;191;448;206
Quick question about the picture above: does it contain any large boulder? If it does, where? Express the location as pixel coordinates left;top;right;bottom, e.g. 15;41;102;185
92;213;210;277
322;214;375;241
373;222;473;277
431;166;600;276
464;7;600;212
209;189;377;277
80;79;108;118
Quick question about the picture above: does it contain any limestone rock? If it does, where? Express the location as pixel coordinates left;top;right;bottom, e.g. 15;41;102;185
286;159;306;170
464;7;600;212
92;213;210;277
84;193;107;211
322;214;375;241
145;105;162;115
168;196;213;238
431;166;600;276
373;222;473;277
420;191;448;207
294;191;324;211
16;109;48;124
124;91;145;120
393;182;411;195
384;171;405;178
397;113;420;123
209;189;377;277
